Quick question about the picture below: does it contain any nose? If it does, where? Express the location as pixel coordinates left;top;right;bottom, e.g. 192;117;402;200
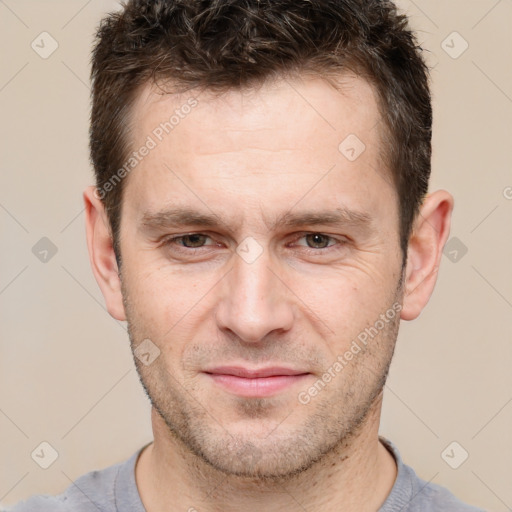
215;246;294;344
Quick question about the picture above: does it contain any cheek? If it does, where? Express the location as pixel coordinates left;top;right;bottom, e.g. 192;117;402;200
122;267;173;344
123;265;213;356
298;263;392;309
294;267;399;344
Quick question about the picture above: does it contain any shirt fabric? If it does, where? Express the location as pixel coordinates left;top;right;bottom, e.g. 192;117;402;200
5;437;486;512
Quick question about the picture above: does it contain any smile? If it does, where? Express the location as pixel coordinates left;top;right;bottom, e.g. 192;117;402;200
203;367;311;398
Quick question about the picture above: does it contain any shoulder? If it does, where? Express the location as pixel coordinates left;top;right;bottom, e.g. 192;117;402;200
4;466;120;512
379;437;487;512
4;447;144;512
407;474;487;511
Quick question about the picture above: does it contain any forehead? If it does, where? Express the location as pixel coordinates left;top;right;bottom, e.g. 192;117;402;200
131;72;382;153
122;73;395;230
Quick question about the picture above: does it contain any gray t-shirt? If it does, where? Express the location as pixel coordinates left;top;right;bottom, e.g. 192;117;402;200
5;437;486;511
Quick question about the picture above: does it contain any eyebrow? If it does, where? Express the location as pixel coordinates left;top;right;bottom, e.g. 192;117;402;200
139;206;373;234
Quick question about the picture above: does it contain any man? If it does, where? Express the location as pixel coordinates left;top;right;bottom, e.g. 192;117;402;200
8;0;485;511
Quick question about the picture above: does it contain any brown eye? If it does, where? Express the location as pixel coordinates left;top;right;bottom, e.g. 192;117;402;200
304;233;332;249
178;234;209;248
162;234;215;252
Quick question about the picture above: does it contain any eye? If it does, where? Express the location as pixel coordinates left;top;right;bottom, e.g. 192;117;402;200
162;233;217;252
297;233;336;249
289;232;349;259
173;234;210;248
293;232;341;251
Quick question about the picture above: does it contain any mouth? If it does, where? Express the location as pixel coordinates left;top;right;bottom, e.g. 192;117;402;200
203;366;311;398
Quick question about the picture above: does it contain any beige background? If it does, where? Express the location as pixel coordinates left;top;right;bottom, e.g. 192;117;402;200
1;0;511;510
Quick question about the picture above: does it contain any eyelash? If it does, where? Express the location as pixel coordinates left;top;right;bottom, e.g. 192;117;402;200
161;232;346;256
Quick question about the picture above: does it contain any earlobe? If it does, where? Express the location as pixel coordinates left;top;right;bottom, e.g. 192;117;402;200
400;190;454;321
83;186;126;321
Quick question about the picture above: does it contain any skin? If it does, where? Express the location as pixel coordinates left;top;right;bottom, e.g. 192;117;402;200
84;72;453;511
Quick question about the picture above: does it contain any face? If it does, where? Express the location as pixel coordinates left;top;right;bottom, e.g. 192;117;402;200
117;74;404;478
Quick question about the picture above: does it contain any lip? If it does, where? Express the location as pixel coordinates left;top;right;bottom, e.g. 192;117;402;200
205;366;308;378
203;366;311;398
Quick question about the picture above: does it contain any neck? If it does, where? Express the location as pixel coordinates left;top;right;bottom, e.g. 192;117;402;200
135;396;397;512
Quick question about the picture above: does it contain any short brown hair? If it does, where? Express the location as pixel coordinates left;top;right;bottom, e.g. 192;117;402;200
89;0;432;264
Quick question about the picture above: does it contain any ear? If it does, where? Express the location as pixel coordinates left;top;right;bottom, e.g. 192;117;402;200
83;186;126;321
400;189;454;321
